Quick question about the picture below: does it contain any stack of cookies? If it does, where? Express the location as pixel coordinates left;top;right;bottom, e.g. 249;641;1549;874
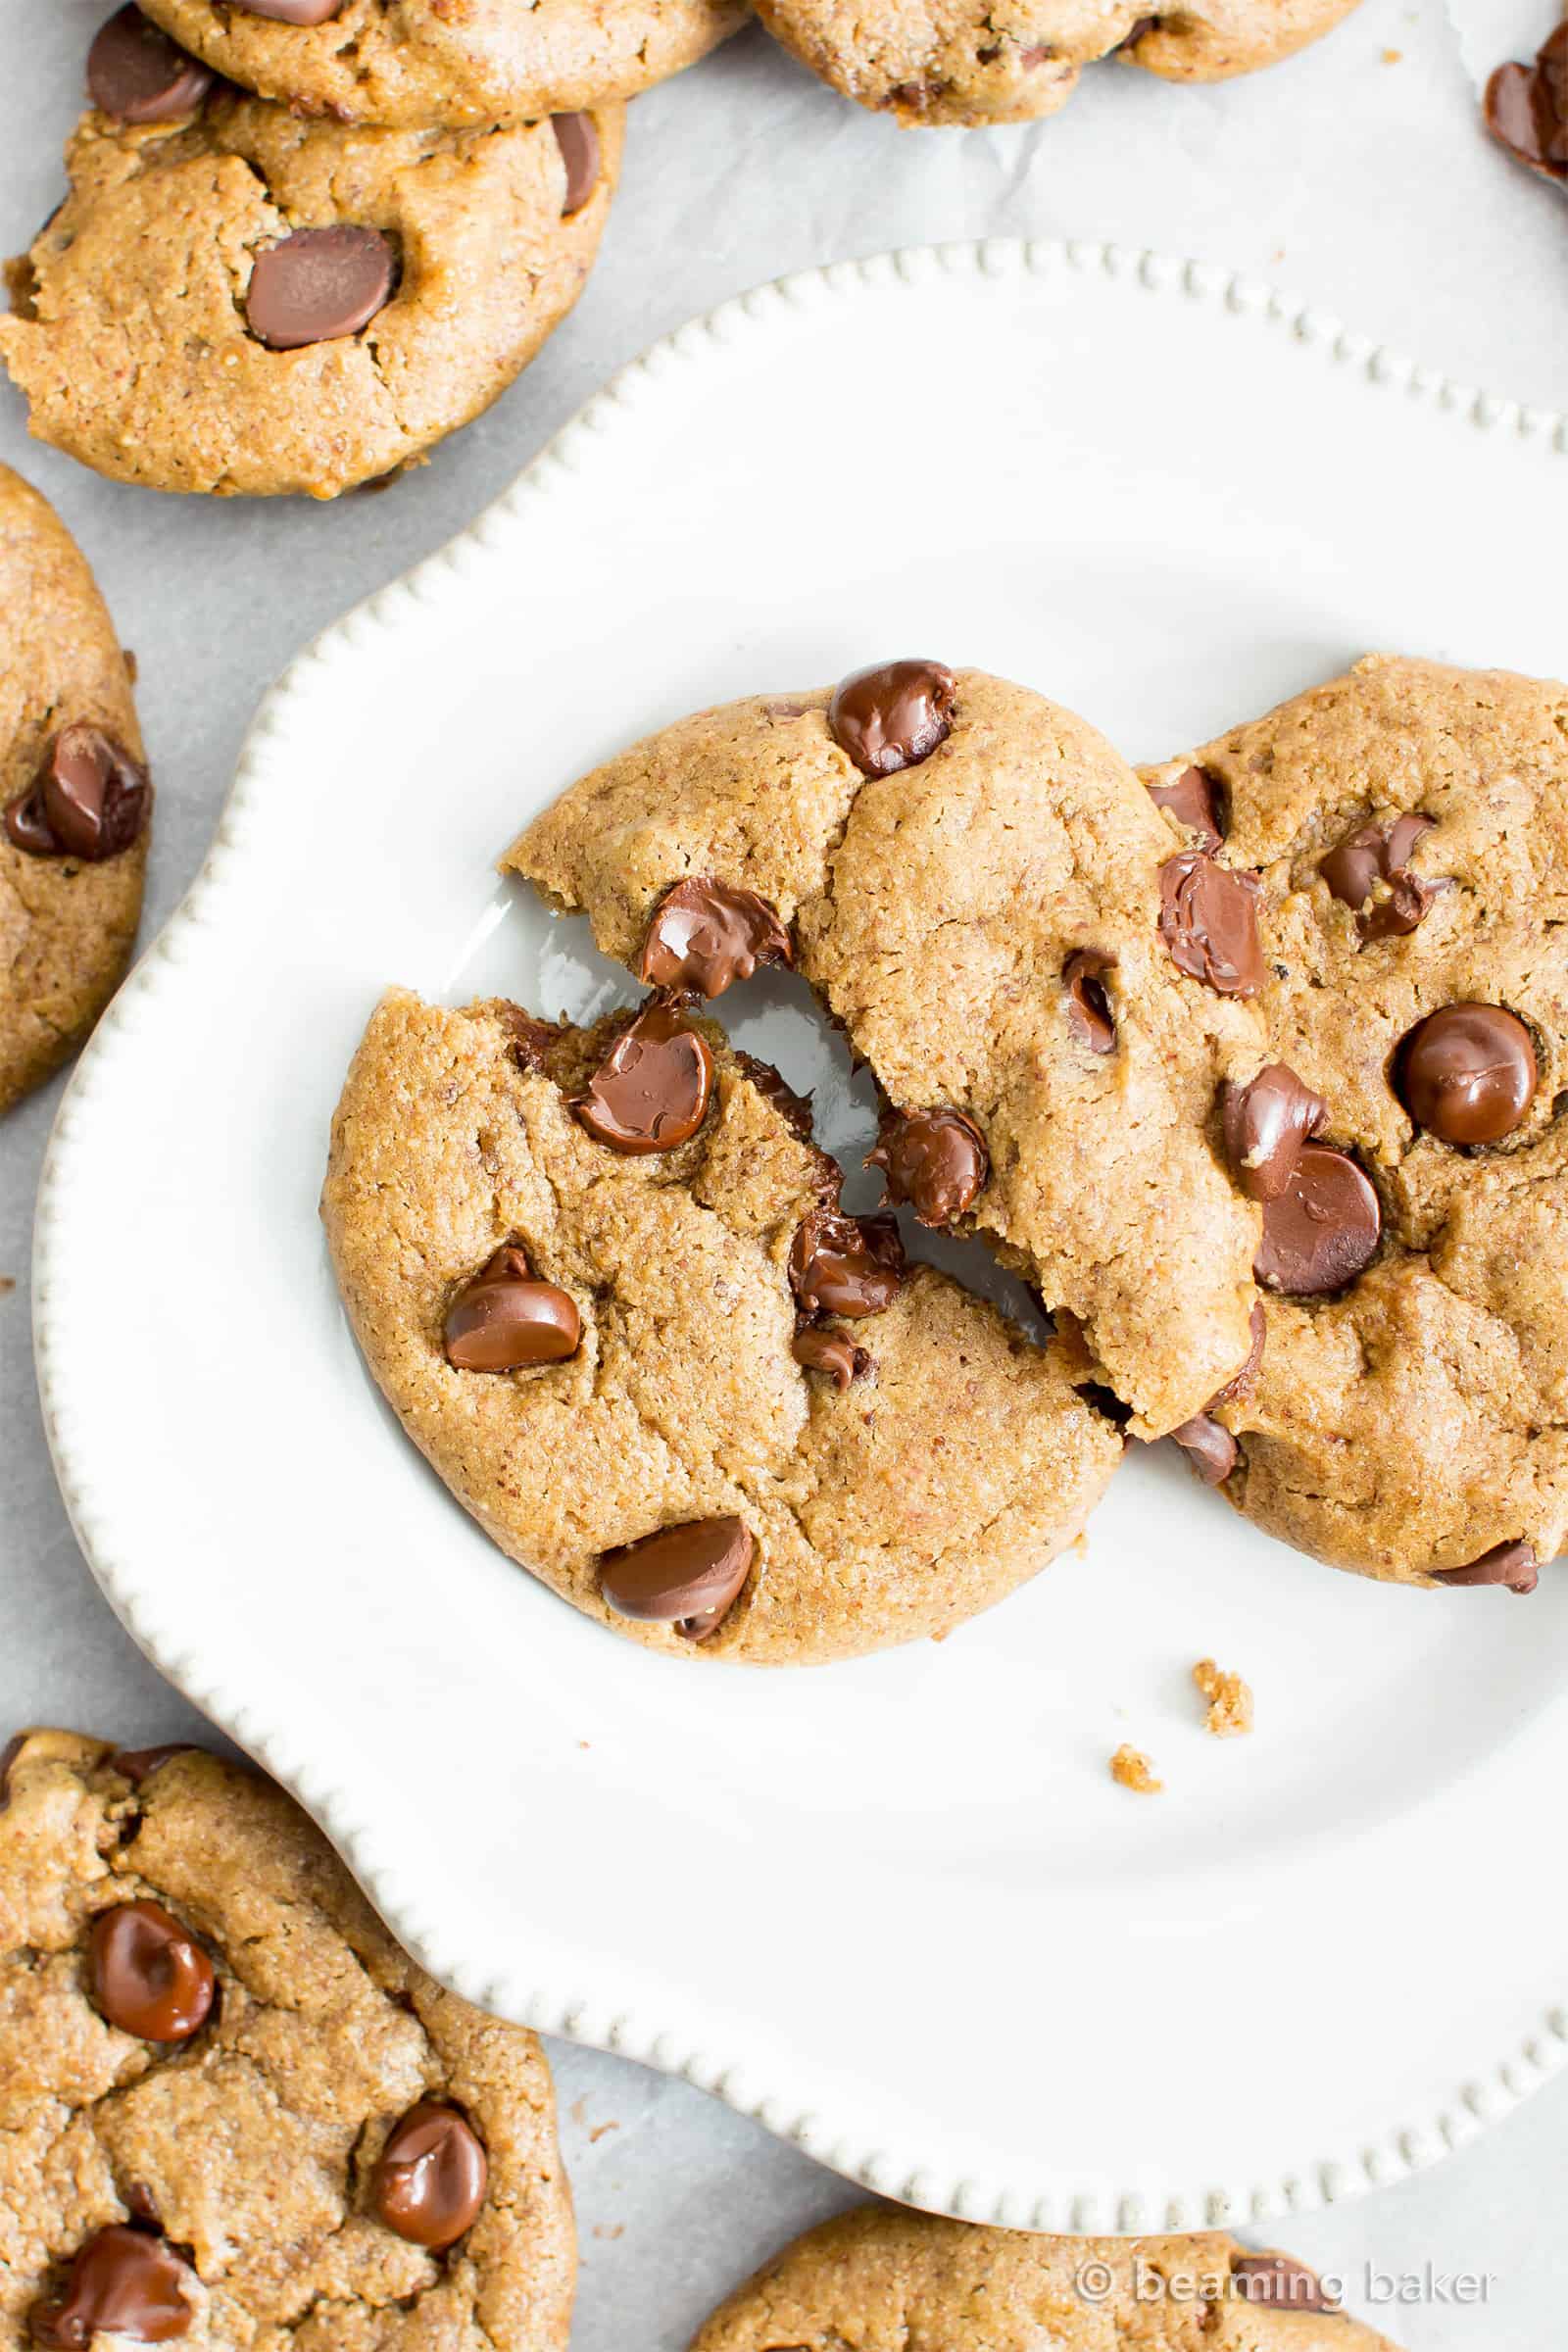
324;654;1568;1660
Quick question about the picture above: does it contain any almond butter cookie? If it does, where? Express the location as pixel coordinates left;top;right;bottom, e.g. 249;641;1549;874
1;465;150;1113
0;1730;575;2347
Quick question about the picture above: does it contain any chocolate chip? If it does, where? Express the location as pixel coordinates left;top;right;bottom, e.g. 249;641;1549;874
792;1327;869;1389
865;1107;987;1227
789;1207;905;1317
1485;24;1568;177
1232;2254;1336;2313
1207;1300;1265;1408
122;2183;163;2230
88;7;213;122
1157;854;1264;996
246;226;396;352
29;2227;193;2347
113;1743;199;1785
5;726;149;861
638;877;791;1000
571;1003;713;1153
229;0;345;19
373;2103;487;2251
1113;13;1159;50
551;113;599;216
1170;1412;1237;1485
1254;1143;1381;1297
1148;764;1224;852
1320;812;1437;940
494;1004;562;1072
599;1516;755;1639
1221;1063;1325;1202
1062;951;1116;1053
1396;1003;1538;1146
1430;1540;1539;1593
89;1901;216;2043
443;1245;580;1372
827;660;956;777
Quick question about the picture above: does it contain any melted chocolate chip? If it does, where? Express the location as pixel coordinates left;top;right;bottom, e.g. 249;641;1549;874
1207;1301;1266;1409
1170;1412;1237;1485
29;2228;193;2347
1232;2254;1336;2313
1430;1540;1539;1593
1396;1003;1538;1146
113;1743;199;1785
443;1245;580;1372
599;1516;755;1639
791;1327;870;1389
1148;764;1224;852
827;660;956;776
865;1107;987;1227
788;1207;905;1317
551;112;600;215
494;1004;563;1072
1485;23;1568;177
246;226;396;351
88;7;213;122
638;877;791;999
5;726;149;861
571;1003;713;1153
89;1901;216;2043
1319;812;1437;940
230;0;345;19
1062;951;1116;1053
122;2183;163;2230
1254;1144;1381;1297
1221;1063;1325;1202
373;2103;488;2251
1157;854;1264;996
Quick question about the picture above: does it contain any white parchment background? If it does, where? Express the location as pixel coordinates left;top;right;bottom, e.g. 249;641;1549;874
4;0;1568;2342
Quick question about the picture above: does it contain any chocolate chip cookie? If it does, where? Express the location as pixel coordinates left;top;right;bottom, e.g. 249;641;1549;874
133;0;740;130
505;664;1268;1438
1144;657;1568;1588
0;1730;574;2347
689;2208;1399;2348
751;0;1360;125
321;990;1120;1663
0;84;621;498
1;465;150;1114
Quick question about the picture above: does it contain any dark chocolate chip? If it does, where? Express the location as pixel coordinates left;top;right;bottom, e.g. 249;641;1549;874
1062;951;1116;1053
1485;24;1568;177
1157;854;1264;996
373;2103;488;2251
1232;2254;1336;2313
1221;1062;1325;1202
827;660;956;777
1396;1003;1538;1146
87;7;213;122
229;0;345;19
638;877;791;999
1148;764;1223;852
1430;1540;1539;1593
1207;1300;1266;1409
246;226;396;351
1320;812;1437;940
551;112;599;215
791;1327;870;1389
571;1003;713;1154
1254;1144;1381;1297
599;1516;755;1639
1170;1412;1237;1485
113;1743;199;1785
89;1901;216;2043
122;2182;163;2230
443;1245;580;1372
29;2227;193;2347
494;1004;563;1072
865;1107;987;1228
6;726;149;861
788;1207;905;1318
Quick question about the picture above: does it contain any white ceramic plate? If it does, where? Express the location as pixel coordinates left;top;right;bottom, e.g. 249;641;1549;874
35;241;1568;2233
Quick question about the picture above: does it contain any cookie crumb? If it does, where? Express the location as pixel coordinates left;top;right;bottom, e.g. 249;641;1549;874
1193;1657;1253;1737
589;2119;620;2143
592;2223;624;2240
1109;1742;1162;1794
1382;45;1401;63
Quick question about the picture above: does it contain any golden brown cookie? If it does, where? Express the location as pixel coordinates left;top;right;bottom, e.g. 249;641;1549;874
321;991;1121;1663
690;2208;1400;2349
0;87;621;499
132;0;741;128
751;0;1361;124
0;465;150;1114
505;664;1268;1438
1145;656;1568;1589
0;1730;574;2347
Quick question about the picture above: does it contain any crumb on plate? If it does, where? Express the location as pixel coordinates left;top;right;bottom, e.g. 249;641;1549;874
1109;1742;1162;1794
1194;1657;1254;1738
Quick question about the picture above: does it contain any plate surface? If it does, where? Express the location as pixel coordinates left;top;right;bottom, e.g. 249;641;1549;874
35;240;1568;2231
